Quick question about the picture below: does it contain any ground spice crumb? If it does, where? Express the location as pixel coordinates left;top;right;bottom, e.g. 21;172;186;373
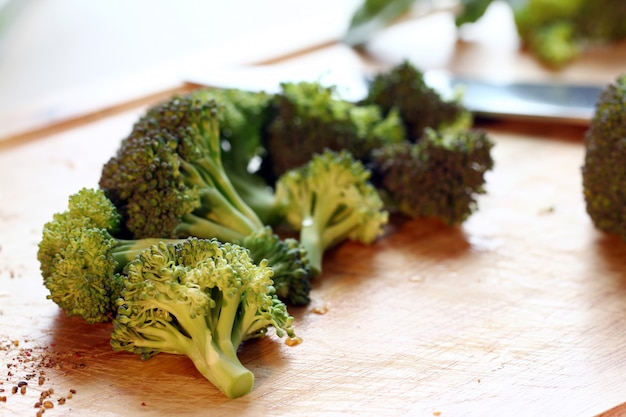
58;397;66;405
36;409;45;417
34;401;41;408
285;336;303;347
69;389;76;394
20;385;27;394
0;396;6;402
38;376;45;385
11;386;17;394
141;402;146;406
18;381;28;387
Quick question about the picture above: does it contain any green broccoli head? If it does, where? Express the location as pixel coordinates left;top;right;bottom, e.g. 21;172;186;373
275;149;389;275
99;95;264;242
261;81;405;181
110;238;295;398
370;128;494;225
238;226;313;306
362;60;472;142
37;188;173;323
582;74;626;237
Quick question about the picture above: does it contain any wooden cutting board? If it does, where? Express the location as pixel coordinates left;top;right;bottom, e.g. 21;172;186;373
1;98;626;417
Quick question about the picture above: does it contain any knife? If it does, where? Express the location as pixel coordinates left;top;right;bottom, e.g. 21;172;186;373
423;70;603;125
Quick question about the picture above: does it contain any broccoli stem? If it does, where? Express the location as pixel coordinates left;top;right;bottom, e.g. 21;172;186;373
111;238;174;272
177;213;250;243
134;299;255;398
299;215;324;276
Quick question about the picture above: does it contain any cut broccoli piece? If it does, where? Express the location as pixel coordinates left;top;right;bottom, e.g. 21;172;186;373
362;60;472;142
238;226;312;306
582;74;626;237
99;96;264;242
110;238;295;398
370;128;494;225
37;188;180;323
261;81;406;181
274;149;389;275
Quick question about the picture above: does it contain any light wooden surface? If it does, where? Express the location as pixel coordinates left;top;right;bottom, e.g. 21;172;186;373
3;8;626;416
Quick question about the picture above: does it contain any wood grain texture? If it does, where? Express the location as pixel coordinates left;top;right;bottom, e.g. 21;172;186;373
1;107;626;417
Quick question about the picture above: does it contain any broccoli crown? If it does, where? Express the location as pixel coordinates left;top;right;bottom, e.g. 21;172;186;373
582;74;626;237
370;128;494;225
363;60;472;142
275;149;389;275
99;95;264;241
261;81;405;181
238;226;313;306
110;238;295;398
37;188;169;323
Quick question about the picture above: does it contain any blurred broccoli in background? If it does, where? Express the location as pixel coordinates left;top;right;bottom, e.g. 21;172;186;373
456;0;626;68
582;74;626;238
347;0;626;68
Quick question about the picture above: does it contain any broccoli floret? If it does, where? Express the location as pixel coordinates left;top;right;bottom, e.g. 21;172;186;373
189;88;282;225
238;226;312;306
362;60;472;142
274;149;389;275
261;81;406;181
582;74;626;237
110;238;295;398
37;188;180;323
370;128;494;225
99;96;264;242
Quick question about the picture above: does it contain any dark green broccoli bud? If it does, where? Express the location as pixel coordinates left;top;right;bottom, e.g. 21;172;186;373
99;96;265;242
238;226;312;306
110;238;296;398
275;149;389;275
362;60;472;142
37;188;180;323
370;128;494;225
261;81;406;181
582;74;626;237
189;88;283;225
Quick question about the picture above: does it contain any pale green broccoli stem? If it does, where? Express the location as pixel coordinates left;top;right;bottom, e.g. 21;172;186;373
177;213;250;243
180;158;264;238
111;238;174;273
298;196;355;276
130;299;254;398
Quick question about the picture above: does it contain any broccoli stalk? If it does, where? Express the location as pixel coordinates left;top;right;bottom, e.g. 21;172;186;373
275;149;389;275
188;88;282;225
370;128;494;225
37;188;183;323
99;96;264;241
582;74;626;238
111;238;295;398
